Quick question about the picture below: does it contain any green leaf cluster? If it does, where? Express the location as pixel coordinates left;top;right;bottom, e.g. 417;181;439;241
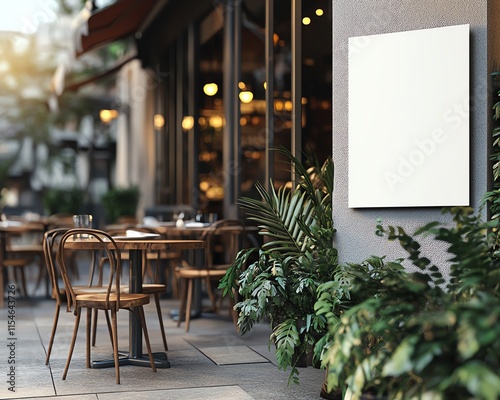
42;186;86;215
219;147;342;384
101;186;140;223
318;207;500;399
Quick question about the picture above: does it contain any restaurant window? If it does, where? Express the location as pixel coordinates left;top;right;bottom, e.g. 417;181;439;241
158;0;332;216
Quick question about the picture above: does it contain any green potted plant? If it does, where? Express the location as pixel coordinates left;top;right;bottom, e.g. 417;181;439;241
101;185;140;224
219;147;344;385
316;207;500;400
42;186;86;215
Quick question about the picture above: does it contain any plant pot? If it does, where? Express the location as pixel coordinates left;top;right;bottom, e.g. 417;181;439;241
360;395;387;400
344;388;388;400
320;379;342;400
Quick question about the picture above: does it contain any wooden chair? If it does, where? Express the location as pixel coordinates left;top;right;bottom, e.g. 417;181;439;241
0;221;45;306
176;219;247;332
43;228;115;365
56;228;156;384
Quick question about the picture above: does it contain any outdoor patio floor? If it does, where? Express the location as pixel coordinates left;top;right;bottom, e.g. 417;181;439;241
0;280;325;400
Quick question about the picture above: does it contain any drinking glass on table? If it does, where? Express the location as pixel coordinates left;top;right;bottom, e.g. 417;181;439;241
73;214;93;238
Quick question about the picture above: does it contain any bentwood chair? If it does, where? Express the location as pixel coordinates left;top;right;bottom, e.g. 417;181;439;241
176;219;247;332
43;228;115;365
0;220;45;306
57;228;156;384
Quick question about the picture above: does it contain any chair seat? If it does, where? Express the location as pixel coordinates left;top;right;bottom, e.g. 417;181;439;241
176;268;228;279
9;244;44;253
2;257;32;266
123;283;166;295
75;293;150;309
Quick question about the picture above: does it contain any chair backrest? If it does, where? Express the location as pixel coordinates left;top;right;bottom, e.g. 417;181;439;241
43;228;71;304
56;229;122;312
200;219;247;269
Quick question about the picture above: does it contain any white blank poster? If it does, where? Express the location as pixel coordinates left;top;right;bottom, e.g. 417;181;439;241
348;24;470;208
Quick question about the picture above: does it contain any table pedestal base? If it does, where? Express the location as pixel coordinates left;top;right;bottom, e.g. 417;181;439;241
91;352;170;369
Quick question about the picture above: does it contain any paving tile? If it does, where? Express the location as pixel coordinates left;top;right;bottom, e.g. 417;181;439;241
0;297;325;399
196;345;270;365
97;385;253;400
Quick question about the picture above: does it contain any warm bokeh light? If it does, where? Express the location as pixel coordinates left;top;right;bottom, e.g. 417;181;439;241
210;116;223;129
238;81;246;90
199;181;209;191
239;91;253;103
99;109;118;124
273;33;279;46
302;17;311;25
153;114;164;129
203;82;218;96
316;8;324;16
263;81;267;90
181;115;194;131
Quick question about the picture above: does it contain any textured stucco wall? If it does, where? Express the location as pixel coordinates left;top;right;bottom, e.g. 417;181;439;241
333;1;489;268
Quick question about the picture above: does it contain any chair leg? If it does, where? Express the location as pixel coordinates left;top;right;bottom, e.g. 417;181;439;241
110;309;120;384
185;279;194;332
177;278;188;328
0;267;4;308
104;310;113;345
205;277;218;313
86;308;91;368
91;308;98;346
169;260;181;298
45;305;61;365
20;268;29;299
33;256;45;295
63;308;81;380
137;306;157;373
92;309;113;347
154;293;168;351
14;267;29;299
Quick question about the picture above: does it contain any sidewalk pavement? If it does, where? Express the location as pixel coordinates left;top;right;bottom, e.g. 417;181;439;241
0;293;326;400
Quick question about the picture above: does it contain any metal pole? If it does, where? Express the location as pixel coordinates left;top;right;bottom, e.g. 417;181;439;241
187;24;200;210
233;0;241;215
265;0;274;191
291;0;302;185
223;0;237;219
175;36;184;204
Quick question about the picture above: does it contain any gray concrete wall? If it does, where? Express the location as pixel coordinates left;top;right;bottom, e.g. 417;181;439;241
333;1;490;267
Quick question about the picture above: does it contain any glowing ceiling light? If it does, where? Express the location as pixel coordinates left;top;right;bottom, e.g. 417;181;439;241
210;116;223;129
181;116;194;131
153;114;165;129
316;8;324;16
302;17;311;25
203;83;218;96
239;91;254;103
99;109;118;124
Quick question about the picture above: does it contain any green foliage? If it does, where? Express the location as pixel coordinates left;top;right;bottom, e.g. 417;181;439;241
219;147;341;384
42;187;86;215
317;207;500;399
101;186;140;223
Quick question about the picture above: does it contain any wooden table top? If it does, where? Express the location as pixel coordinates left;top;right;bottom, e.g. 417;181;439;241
63;236;205;251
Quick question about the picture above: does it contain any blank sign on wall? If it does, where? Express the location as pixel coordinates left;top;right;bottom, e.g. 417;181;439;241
348;24;470;208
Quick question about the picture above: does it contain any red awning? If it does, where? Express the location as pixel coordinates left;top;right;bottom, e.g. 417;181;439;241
75;0;157;57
